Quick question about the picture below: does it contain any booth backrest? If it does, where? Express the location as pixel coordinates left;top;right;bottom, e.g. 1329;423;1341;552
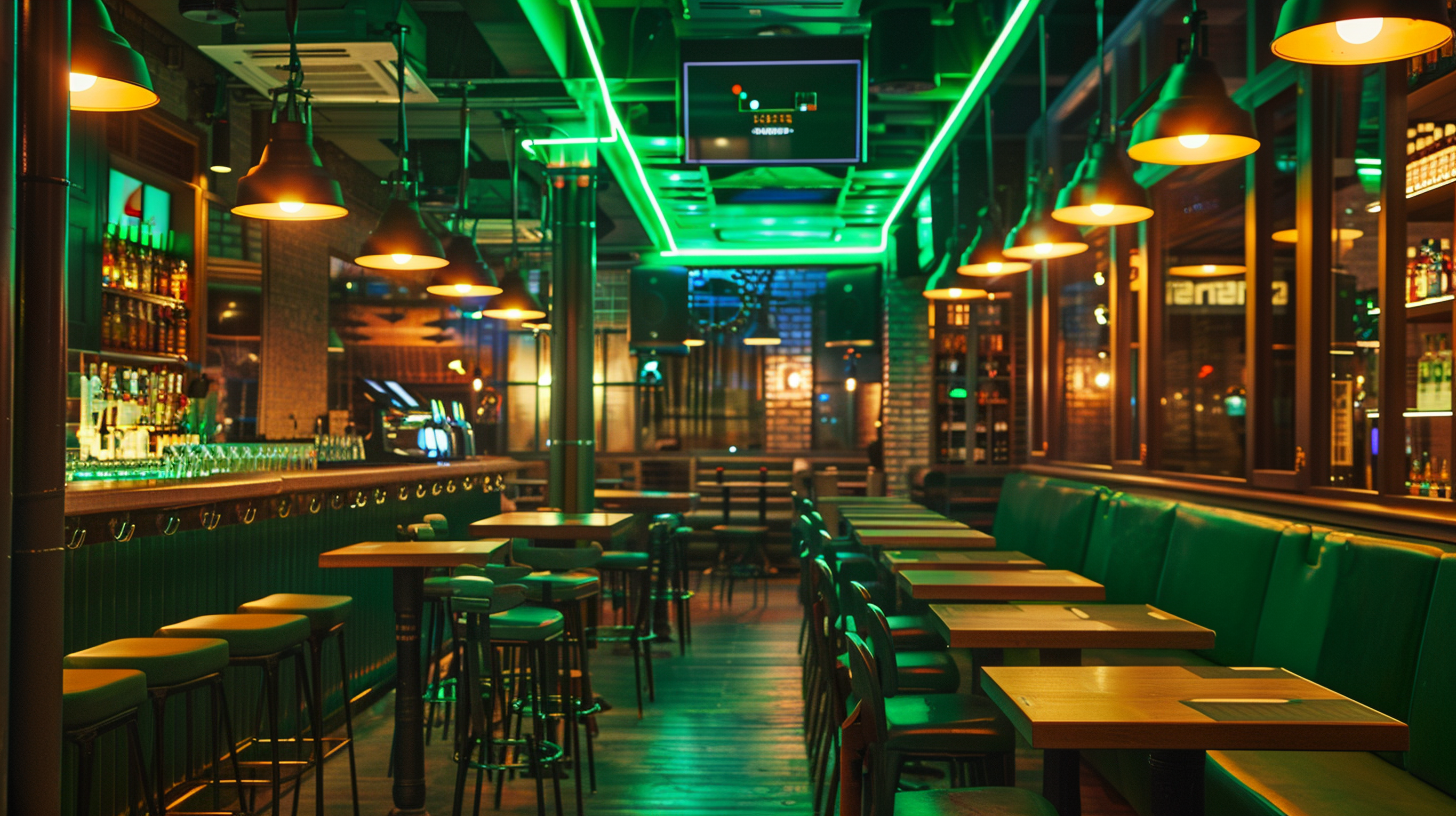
1080;492;1178;604
1250;526;1342;678
992;473;1102;570
1408;555;1456;797
1154;505;1286;665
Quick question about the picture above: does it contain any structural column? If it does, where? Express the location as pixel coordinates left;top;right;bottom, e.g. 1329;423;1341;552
11;0;69;812
547;160;597;514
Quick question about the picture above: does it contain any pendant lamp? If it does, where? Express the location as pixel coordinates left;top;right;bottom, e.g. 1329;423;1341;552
481;266;546;321
1271;227;1365;243
427;90;502;298
1128;9;1259;166
683;321;706;348
1007;14;1089;261
356;22;447;271
1168;262;1246;277
232;0;347;220
743;310;783;346
924;262;988;300
1272;0;1451;65
1055;0;1153;225
71;0;159;112
959;100;1033;277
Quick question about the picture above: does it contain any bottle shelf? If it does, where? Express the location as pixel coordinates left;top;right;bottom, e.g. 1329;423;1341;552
103;286;185;308
1407;295;1454;323
93;348;190;367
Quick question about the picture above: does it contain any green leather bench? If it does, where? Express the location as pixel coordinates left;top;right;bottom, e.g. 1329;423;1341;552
989;473;1456;816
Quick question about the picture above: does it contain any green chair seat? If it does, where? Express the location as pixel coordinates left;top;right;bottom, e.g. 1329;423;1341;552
894;650;960;695
895;787;1059;816
490;606;565;641
883;613;948;652
63;669;147;730
424;575;454;597
519;571;600;602
712;524;769;537
158;614;310;657
238;593;353;633
65;638;230;688
1206;749;1456;816
884;693;1014;755
599;551;650;570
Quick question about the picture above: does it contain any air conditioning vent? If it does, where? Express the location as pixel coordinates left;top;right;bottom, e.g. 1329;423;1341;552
200;41;438;105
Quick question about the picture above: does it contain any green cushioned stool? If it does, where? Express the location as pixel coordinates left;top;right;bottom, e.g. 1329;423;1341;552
239;594;360;816
66;638;246;812
599;551;650;569
64;668;159;816
158;613;317;815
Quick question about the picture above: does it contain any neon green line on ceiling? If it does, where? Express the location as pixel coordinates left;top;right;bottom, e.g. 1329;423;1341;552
565;0;1042;261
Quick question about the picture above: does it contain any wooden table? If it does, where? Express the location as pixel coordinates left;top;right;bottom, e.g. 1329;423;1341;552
931;603;1213;661
982;665;1408;816
813;495;919;504
880;549;1043;573
844;516;966;531
896;569;1103;601
467;511;635;542
594;489;700;515
853;528;995;550
839;507;942;518
319;539;509;815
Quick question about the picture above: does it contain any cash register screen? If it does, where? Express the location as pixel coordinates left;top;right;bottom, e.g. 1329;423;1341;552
362;378;421;411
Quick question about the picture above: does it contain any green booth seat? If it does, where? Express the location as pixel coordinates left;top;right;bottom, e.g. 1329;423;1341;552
1079;491;1177;604
65;637;230;688
63;668;149;730
991;473;1103;570
894;788;1059;816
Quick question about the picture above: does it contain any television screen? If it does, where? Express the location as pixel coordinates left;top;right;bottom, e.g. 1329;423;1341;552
682;37;864;165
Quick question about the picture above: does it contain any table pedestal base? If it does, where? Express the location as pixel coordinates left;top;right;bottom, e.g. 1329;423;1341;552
392;567;429;815
1043;749;1081;816
1149;749;1205;816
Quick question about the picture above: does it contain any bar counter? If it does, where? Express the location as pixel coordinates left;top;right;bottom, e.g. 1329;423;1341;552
62;457;524;812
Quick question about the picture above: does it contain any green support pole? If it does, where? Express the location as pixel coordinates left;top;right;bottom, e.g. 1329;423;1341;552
547;160;597;514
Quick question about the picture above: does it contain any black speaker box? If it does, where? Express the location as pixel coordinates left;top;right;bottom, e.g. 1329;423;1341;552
824;266;881;347
630;267;690;351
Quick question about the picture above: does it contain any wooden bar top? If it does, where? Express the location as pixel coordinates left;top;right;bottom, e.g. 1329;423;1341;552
931;604;1214;650
319;538;509;569
66;457;527;517
880;550;1044;572
853;528;995;549
594;489;701;514
982;666;1409;752
897;569;1105;601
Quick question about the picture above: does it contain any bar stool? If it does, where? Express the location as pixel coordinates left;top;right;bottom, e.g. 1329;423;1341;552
237;594;359;816
64;668;159;816
709;524;770;606
65;637;247;814
157;613;315;816
655;524;695;655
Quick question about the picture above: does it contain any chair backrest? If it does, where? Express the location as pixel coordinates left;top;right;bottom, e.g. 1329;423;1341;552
1154;504;1286;665
991;473;1102;569
866;469;886;497
814;557;840;623
813;471;841;500
1079;491;1177;603
1250;525;1340;678
843;631;888;746
514;542;604;571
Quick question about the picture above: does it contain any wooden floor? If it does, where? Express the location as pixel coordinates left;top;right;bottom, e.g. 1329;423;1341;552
296;579;1136;816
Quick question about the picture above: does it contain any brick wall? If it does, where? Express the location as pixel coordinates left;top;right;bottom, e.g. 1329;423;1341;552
763;270;825;451
881;263;933;495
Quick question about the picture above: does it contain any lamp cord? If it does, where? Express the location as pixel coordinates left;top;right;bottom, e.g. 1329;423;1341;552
1097;0;1107;138
1039;12;1050;189
392;0;409;183
458;87;471;230
282;0;303;121
984;97;996;225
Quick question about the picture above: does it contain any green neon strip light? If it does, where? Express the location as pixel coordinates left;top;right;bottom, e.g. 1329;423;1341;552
521;135;618;157
566;0;1040;260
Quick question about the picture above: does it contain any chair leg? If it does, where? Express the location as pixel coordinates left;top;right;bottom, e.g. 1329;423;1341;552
150;692;168;811
263;658;284;814
213;681;250;815
123;717;161;816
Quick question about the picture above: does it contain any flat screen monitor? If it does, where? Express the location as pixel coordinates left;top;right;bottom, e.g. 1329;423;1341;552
682;37;864;165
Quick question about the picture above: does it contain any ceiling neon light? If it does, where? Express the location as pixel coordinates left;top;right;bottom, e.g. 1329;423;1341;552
565;0;1042;260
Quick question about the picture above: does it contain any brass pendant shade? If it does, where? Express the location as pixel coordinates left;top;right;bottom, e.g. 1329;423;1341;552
1127;53;1259;166
1004;184;1089;260
355;197;448;270
233;117;348;221
923;263;988;300
480;268;546;321
71;0;159;112
1054;139;1154;225
957;225;1032;276
426;235;502;297
1272;0;1452;65
743;311;783;345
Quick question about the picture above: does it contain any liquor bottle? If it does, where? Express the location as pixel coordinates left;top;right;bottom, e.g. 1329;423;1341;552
1409;246;1421;304
174;305;188;356
1426;239;1443;298
1442;334;1453;409
101;224;115;289
1443;239;1453;295
173;256;188;301
1419;335;1433;411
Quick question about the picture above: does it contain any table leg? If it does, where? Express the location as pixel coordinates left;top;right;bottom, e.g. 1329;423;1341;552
1149;749;1204;816
1039;647;1082;816
391;566;430;816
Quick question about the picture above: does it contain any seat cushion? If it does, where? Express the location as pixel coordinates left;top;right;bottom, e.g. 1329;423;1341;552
65;638;230;688
1154;505;1286;665
424;575;454;597
712;525;770;537
895;787;1059;816
490;606;565;641
1079;492;1177;603
238;593;353;633
519;571;600;602
895;650;960;695
157;614;310;657
885;693;1014;755
885;614;948;652
1207;749;1456;816
991;474;1101;570
63;669;148;730
599;551;650;570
